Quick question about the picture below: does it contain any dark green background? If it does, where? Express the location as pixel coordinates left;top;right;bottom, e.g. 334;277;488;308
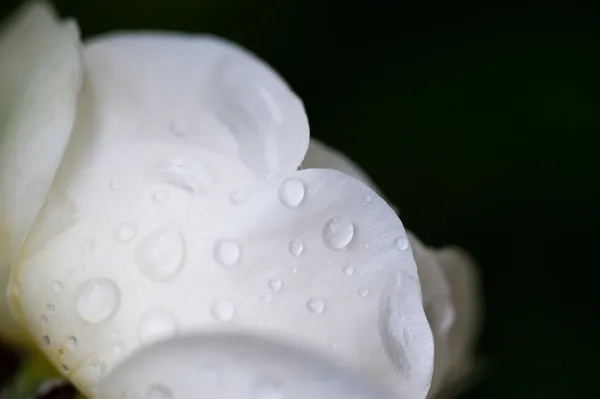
2;1;599;397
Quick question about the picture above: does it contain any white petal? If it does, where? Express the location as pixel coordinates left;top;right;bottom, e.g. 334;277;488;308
0;1;83;344
81;33;309;177
10;162;433;397
98;333;392;399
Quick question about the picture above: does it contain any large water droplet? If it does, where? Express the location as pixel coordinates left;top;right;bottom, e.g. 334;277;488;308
146;384;173;399
306;298;325;315
211;301;236;322
268;279;283;292
151;157;214;197
114;222;138;243
214;240;241;267
278;178;305;208
76;278;121;324
135;226;185;282
288;239;304;257
322;217;355;250
138;309;177;344
395;236;409;251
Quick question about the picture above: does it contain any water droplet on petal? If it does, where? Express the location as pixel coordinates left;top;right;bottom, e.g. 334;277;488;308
135;226;185;282
364;193;372;203
307;298;325;314
138;309;177;344
61;365;69;374
358;287;370;297
152;189;169;204
52;281;63;293
278;178;305;208
152;158;215;197
268;279;283;292
76;278;121;324
42;335;50;346
214;240;241;267
114;222;138;243
146;384;173;399
211;301;236;322
323;217;354;250
343;266;355;276
41;315;48;324
260;293;272;303
288;239;304;257
66;336;77;350
395;236;409;251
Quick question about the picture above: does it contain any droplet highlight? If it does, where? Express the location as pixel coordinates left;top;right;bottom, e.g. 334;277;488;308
75;278;121;324
322;217;355;250
268;279;283;292
135;226;186;282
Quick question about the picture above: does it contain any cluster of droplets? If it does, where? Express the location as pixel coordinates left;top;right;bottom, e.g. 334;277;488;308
42;172;411;379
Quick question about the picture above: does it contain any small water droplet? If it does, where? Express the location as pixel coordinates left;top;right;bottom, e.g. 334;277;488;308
343;266;355;276
291;267;298;274
260;293;273;303
307;298;325;314
211;301;236;322
46;303;56;314
152;157;215;197
395;236;409;251
76;278;121;324
138;309;178;344
89;359;106;380
288;239;304;257
66;336;77;350
268;279;283;292
52;281;63;293
278;178;306;208
135;226;186;282
169;119;188;137
152;189;170;204
109;180;121;191
322;217;355;250
42;335;50;346
254;376;284;399
364;193;372;203
358;287;370;297
229;189;245;205
41;315;48;324
58;349;64;356
80;239;96;257
214;240;241;267
146;384;173;399
61;365;69;374
114;222;138;243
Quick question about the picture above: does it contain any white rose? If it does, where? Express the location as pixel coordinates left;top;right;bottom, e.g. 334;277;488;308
0;2;480;398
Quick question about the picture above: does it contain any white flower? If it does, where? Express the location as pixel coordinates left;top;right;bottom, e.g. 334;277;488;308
0;2;480;399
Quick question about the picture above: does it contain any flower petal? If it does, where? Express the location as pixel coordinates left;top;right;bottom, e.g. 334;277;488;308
81;33;309;177
0;1;83;344
97;333;392;399
10;161;433;397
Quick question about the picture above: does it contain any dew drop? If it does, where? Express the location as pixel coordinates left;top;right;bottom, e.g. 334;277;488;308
46;303;56;314
152;189;169;204
42;335;50;346
395;236;409;251
278;178;305;208
75;278;121;324
364;193;372;203
288;239;304;257
61;365;69;374
114;223;138;243
66;336;77;350
211;301;236;322
135;226;185;282
322;217;355;250
358;287;370;297
138;309;177;344
268;279;283;292
214;240;241;267
52;281;63;293
306;298;325;315
41;315;48;324
343;266;355;276
146;384;173;399
152;157;215;197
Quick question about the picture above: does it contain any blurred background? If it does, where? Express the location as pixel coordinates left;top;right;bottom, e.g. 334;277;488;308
1;1;599;397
